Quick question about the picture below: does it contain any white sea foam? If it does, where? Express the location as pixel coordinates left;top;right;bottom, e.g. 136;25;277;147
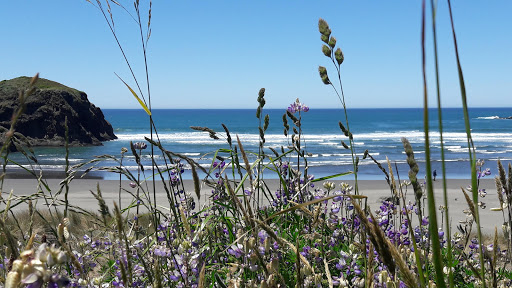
115;131;512;144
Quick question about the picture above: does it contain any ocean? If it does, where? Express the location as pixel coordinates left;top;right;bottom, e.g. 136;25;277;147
7;108;512;181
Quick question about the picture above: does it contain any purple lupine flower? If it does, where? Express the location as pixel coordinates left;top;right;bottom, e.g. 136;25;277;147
287;99;309;113
170;275;179;281
331;203;340;214
258;230;268;243
133;142;147;150
227;244;244;258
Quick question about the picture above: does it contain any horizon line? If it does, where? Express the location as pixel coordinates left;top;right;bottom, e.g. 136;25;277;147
100;106;512;110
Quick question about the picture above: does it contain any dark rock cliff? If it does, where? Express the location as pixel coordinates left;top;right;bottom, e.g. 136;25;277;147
0;76;117;146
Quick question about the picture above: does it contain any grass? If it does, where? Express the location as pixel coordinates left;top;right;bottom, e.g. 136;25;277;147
1;1;511;287
0;77;85;96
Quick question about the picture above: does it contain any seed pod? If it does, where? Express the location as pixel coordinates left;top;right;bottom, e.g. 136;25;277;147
328;36;336;48
322;45;331;57
320;34;329;44
258;88;265;100
64;227;70;240
264;238;271;252
222;124;232;146
318;18;331;38
264;114;270;131
286;110;298;123
338;121;349;137
318;66;327;77
321;75;331;85
318;66;331;85
335;48;344;65
57;223;65;242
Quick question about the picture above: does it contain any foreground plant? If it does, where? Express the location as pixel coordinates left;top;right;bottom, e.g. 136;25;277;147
2;2;512;288
5;244;69;288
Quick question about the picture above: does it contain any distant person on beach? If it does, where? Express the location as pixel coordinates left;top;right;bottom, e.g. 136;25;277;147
433;169;437;181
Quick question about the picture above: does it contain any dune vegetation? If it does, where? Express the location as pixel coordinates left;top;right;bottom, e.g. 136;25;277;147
1;1;511;287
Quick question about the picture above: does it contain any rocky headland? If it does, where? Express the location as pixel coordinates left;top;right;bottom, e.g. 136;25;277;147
0;76;116;147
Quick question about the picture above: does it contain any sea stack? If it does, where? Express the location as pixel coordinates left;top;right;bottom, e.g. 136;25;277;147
0;76;117;147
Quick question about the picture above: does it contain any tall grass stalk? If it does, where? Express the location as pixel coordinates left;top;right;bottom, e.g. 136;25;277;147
63;117;70;218
317;19;359;195
430;0;454;286
446;0;486;285
133;0;158;220
88;0;176;232
421;1;446;287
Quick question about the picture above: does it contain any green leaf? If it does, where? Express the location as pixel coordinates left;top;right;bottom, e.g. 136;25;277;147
115;73;151;116
311;171;353;182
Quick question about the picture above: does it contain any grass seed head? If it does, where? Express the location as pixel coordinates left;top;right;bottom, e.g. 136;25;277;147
328;36;336;48
318;66;331;85
335;48;344;65
318;18;331;39
322;44;331;57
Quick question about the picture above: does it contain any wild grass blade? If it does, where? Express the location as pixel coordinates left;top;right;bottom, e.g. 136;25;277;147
115;72;151;116
310;171;353;182
349;195;419;287
446;1;486;284
429;0;453;286
421;1;445;286
64;116;70;218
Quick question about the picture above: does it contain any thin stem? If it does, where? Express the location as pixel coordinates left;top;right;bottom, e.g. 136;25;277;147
329;51;359;196
421;1;446;287
135;4;157;223
96;1;148;106
430;0;454;286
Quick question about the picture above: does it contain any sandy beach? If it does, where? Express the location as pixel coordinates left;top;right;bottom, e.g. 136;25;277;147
0;176;504;234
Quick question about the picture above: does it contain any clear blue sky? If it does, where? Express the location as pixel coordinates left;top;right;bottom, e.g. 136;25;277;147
1;1;510;109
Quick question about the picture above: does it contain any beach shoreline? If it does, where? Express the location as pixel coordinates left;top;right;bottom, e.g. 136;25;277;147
0;176;502;234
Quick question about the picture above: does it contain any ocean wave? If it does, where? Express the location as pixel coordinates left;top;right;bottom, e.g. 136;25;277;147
476;116;500;120
447;147;467;153
479;150;506;154
42;157;84;163
114;131;512;144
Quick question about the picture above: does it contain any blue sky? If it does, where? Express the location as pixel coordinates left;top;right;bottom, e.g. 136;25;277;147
1;1;510;109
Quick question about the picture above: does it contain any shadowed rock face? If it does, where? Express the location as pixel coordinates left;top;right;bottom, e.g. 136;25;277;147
0;76;116;146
